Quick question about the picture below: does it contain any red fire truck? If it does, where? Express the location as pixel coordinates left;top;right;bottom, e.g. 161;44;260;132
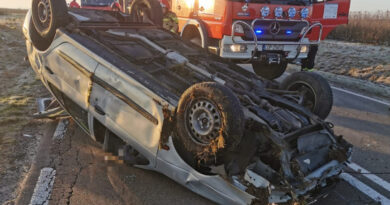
167;0;350;79
68;0;163;25
69;0;126;12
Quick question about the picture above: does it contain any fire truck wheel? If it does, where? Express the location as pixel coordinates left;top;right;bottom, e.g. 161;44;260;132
129;0;163;26
301;45;318;70
281;71;333;119
181;24;207;48
31;0;68;40
190;36;202;47
252;61;288;80
175;82;244;167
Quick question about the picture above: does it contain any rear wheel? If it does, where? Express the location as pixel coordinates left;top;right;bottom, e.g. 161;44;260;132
252;61;288;80
281;72;333;119
29;18;51;51
175;82;244;167
190;36;202;47
31;0;68;49
129;0;163;26
181;26;202;48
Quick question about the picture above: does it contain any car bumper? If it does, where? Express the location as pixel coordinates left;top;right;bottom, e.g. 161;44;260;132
220;35;311;60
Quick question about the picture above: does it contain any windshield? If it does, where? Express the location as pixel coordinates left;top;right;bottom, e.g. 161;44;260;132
81;0;114;6
231;0;319;6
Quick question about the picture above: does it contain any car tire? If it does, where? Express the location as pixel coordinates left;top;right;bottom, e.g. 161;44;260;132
31;0;68;38
29;18;52;51
189;35;202;47
31;0;68;51
181;22;208;49
252;61;288;80
129;0;163;26
175;82;244;166
280;72;333;119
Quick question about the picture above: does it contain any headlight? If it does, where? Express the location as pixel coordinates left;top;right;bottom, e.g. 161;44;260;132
261;6;270;17
300;45;308;53
275;7;283;18
234;24;244;34
229;44;247;53
288;7;296;18
301;8;309;19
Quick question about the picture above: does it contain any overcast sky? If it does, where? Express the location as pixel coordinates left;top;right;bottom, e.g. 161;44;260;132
0;0;389;11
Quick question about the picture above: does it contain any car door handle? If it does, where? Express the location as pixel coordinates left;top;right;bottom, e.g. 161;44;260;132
94;105;106;116
45;66;54;75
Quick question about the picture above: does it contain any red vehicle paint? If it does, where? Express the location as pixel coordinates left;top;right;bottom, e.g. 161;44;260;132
70;0;124;12
69;0;81;8
168;0;351;78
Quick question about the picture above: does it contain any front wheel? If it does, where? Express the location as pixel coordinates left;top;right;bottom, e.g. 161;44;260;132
31;0;68;50
31;0;68;38
280;72;333;119
175;82;245;167
252;61;288;80
301;45;318;70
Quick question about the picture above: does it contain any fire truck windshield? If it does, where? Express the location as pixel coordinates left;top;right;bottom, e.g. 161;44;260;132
81;0;114;6
234;0;316;6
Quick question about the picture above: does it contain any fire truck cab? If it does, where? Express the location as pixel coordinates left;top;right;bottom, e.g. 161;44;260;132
170;0;350;79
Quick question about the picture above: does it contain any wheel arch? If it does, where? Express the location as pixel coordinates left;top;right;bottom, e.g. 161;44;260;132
180;19;209;48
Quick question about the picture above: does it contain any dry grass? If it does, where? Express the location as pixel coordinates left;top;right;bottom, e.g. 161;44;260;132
0;8;28;16
328;11;390;45
0;13;49;204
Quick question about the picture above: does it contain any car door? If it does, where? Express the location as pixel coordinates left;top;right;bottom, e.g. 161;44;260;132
43;42;98;131
88;64;165;164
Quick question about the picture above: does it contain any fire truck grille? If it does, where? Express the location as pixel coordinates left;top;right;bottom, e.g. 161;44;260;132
241;20;309;42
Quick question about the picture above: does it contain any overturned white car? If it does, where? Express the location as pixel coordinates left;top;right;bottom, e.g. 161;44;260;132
24;0;352;204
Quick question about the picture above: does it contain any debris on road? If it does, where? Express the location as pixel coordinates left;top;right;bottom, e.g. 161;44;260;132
23;134;33;138
52;119;69;140
33;98;68;119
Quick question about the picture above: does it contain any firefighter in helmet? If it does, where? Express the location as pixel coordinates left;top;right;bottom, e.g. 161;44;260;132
160;0;178;33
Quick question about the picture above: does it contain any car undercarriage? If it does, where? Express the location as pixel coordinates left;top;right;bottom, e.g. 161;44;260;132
24;3;352;204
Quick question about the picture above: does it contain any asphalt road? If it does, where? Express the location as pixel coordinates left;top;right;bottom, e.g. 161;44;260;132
15;68;390;205
316;86;390;205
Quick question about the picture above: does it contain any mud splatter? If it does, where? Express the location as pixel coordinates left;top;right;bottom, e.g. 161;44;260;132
196;128;225;165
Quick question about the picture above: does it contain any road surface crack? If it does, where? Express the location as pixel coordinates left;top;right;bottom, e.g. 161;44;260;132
66;149;83;205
